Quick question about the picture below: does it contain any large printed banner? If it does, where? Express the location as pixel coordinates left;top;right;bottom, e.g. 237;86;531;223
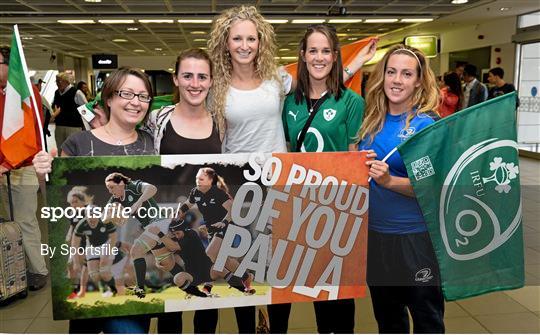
46;152;368;320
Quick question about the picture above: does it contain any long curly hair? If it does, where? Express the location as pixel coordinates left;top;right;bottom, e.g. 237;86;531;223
359;44;439;143
208;5;280;133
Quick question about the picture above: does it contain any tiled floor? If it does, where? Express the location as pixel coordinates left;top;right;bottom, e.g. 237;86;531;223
1;157;539;334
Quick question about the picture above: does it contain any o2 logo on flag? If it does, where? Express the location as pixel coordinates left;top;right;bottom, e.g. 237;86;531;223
439;138;522;261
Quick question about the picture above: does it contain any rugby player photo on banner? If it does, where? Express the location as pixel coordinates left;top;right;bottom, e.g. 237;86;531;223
44;152;369;320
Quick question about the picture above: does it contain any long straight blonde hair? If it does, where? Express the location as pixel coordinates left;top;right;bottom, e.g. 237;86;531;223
359;44;439;143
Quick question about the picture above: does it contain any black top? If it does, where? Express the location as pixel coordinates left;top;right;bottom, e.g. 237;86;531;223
489;83;516;99
188;185;229;233
159;120;221;155
62;129;153;156
74;218;116;247
52;86;83;128
70;216;86;248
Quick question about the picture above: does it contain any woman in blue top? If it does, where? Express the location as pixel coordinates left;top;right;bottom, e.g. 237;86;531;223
358;44;445;333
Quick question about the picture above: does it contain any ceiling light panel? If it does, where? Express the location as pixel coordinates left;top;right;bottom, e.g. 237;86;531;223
328;19;363;23
58;20;95;24
139;19;174;24
401;18;434;23
99;19;135;24
364;18;398;23
178;19;213;24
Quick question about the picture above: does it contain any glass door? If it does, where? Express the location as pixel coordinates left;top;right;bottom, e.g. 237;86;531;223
516;42;540;153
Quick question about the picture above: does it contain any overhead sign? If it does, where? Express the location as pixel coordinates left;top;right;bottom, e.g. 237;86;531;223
404;35;438;58
92;54;118;69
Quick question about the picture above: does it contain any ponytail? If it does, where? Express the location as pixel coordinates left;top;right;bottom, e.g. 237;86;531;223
199;167;231;198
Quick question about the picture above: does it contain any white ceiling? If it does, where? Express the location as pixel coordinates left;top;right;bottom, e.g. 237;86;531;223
0;0;537;59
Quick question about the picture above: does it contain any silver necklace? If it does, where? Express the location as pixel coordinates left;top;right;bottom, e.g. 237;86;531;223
308;90;328;113
104;125;136;145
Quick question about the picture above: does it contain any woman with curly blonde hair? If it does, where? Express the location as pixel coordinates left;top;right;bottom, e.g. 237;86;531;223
208;5;375;154
358;44;444;333
208;5;288;154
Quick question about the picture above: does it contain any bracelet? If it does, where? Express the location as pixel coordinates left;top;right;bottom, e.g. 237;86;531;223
221;219;230;225
157;232;165;238
344;66;353;77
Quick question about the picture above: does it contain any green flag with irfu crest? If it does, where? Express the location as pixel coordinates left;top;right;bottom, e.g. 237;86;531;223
397;93;524;301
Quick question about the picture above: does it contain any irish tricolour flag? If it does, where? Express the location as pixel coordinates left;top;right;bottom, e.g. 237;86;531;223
0;25;44;167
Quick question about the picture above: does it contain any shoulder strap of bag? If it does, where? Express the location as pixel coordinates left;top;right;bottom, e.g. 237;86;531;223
295;93;329;152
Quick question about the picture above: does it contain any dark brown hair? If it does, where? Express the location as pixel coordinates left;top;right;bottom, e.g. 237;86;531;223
199;167;230;198
173;48;212;104
295;24;344;104
105;172;131;185
101;67;153;123
443;71;463;111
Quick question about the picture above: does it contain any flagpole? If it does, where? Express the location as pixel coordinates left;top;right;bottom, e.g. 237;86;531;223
13;24;49;181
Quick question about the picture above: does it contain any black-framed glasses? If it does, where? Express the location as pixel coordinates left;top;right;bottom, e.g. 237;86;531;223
115;90;152;103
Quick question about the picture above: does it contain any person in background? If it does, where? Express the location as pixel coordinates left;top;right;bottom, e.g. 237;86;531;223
51;72;84;148
454;61;467;81
0;45;49;291
75;81;89;106
439;71;463;117
358;44;445;333
487;67;518;106
33;77;52;149
462;64;487;108
280;23;365;333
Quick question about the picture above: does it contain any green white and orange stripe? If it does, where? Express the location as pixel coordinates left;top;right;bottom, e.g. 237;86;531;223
0;25;44;167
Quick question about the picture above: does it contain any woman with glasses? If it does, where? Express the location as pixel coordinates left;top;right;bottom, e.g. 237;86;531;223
60;71;153;157
276;24;365;334
34;67;155;334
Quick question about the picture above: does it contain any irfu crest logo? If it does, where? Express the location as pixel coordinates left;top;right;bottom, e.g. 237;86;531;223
482;157;520;194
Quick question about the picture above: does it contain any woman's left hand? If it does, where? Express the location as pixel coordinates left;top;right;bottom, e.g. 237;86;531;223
352;38;379;68
363;38;378;63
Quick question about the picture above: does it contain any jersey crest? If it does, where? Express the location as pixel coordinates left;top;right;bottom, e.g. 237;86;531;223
323;108;336;121
398;127;416;141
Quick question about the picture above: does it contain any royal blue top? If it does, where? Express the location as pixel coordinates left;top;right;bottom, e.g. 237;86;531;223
359;111;437;234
